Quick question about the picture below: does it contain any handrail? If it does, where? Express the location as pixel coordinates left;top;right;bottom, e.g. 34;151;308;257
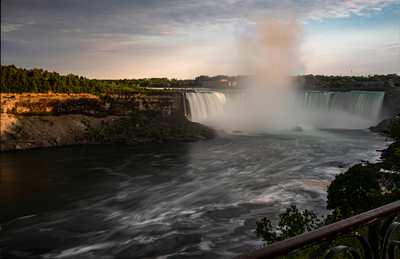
233;200;400;259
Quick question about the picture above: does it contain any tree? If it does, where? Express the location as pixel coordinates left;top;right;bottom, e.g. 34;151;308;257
381;117;400;179
254;205;323;245
385;117;400;144
326;164;381;218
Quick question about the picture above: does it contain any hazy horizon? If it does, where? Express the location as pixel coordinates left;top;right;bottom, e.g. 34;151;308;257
2;64;398;81
2;1;399;79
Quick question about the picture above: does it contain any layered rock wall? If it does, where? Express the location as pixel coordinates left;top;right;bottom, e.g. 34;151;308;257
1;92;183;117
1;93;215;151
383;89;400;117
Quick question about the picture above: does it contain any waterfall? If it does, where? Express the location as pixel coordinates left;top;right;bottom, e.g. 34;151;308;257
292;92;385;124
184;91;385;130
184;92;247;122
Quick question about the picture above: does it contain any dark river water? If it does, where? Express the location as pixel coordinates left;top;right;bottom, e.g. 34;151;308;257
1;129;387;258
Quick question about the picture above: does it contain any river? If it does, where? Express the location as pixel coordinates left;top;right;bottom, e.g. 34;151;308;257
2;128;387;258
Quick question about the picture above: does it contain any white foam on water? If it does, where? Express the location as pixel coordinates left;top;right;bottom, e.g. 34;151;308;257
198;238;215;251
43;242;117;258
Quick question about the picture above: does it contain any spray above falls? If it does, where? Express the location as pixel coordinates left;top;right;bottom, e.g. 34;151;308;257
211;19;308;132
185;20;384;132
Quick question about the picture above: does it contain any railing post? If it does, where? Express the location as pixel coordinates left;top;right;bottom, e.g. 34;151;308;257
368;222;381;259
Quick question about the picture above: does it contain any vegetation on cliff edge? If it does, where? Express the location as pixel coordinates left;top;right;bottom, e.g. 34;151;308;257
253;117;400;257
82;112;215;145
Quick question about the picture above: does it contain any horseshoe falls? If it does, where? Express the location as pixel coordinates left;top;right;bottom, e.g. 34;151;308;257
184;91;385;132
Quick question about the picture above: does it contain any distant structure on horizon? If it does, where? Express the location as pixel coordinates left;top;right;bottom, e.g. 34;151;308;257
202;79;237;89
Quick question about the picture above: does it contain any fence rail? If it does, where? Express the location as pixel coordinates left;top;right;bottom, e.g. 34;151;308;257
233;200;400;259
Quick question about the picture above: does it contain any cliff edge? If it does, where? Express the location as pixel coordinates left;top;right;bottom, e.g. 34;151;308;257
1;93;215;151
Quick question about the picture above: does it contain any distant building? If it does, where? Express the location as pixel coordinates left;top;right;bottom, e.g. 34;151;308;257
202;79;237;89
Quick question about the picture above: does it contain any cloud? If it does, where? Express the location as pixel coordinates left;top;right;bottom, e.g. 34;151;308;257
2;1;397;46
1;0;399;78
374;43;400;53
2;0;398;38
1;23;25;32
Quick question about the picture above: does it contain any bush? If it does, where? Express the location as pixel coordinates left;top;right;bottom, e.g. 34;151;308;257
326;164;381;218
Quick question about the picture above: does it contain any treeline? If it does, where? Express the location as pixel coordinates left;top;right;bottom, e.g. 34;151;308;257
0;65;252;93
295;74;400;90
0;65;169;95
2;65;400;94
2;65;111;94
193;74;400;90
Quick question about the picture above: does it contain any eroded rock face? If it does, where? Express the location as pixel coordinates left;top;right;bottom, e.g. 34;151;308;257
369;117;394;135
1;93;215;151
384;89;400;117
1;93;183;117
0;113;116;151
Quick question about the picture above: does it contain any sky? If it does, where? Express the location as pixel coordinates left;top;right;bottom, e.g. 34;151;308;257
1;0;400;79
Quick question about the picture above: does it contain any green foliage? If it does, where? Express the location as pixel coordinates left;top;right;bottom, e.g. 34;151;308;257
80;111;213;145
255;205;323;245
324;209;344;224
0;65;178;95
254;217;275;245
384;117;400;146
327;164;381;218
294;73;399;90
277;206;324;238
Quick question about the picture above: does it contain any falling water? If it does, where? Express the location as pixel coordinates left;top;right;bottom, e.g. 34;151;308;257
185;91;385;131
185;91;247;122
293;92;384;123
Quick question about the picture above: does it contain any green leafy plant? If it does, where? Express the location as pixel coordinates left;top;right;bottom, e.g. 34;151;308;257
326;164;381;218
255;205;324;244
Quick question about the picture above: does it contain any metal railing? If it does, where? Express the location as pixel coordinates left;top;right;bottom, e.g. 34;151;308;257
233;200;400;259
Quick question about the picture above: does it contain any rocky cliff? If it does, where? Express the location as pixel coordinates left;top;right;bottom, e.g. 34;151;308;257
383;89;400;117
0;93;215;151
1;92;182;116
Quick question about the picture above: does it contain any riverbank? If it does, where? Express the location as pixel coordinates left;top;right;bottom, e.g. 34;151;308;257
0;93;215;151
